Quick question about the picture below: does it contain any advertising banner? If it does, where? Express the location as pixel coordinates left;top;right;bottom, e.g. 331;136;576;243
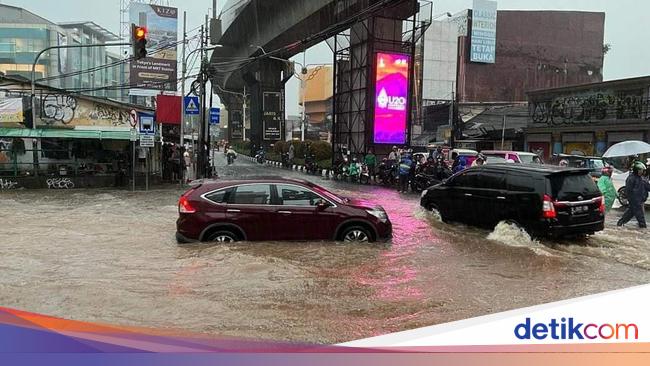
373;52;410;145
0;98;24;123
230;110;243;139
263;92;283;141
129;4;178;92
470;0;498;63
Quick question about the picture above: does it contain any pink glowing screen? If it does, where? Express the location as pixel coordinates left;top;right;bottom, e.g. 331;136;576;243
373;52;410;144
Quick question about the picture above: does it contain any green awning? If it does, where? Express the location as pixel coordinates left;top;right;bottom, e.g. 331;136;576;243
0;127;132;140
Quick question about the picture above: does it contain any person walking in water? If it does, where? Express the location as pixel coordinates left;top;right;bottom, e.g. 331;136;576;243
597;166;617;214
617;162;650;228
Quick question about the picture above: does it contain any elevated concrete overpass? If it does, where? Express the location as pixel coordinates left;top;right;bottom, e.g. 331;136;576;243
210;0;417;146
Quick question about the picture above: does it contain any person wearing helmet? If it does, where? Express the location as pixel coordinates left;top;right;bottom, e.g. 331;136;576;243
597;166;617;213
472;153;486;167
617;162;650;228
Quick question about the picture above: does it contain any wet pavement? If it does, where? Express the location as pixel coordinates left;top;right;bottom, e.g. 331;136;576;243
1;153;649;344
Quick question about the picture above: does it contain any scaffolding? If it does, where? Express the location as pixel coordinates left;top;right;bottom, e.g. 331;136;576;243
330;0;431;159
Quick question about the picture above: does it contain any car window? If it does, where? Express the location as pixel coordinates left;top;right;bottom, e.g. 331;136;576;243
475;171;506;190
548;173;600;201
452;171;480;188
591;159;604;169
507;172;536;192
230;184;271;205
485;156;507;164
519;154;536;164
275;184;323;206
205;188;233;204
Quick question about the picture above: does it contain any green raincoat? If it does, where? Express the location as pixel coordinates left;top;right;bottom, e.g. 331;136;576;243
597;175;617;213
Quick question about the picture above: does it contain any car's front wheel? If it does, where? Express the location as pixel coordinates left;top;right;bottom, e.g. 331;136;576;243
207;230;238;243
340;226;373;243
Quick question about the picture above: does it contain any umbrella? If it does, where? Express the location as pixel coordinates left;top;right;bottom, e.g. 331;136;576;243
603;140;650;158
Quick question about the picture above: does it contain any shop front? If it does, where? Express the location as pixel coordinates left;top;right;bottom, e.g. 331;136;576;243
525;76;650;157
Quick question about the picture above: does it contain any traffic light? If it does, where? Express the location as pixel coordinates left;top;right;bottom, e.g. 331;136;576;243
131;24;147;60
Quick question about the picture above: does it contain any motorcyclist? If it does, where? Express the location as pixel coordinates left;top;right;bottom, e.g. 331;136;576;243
453;156;467;173
226;146;237;165
398;153;413;193
617;162;650;228
597;166;617;214
471;153;486;167
349;157;360;178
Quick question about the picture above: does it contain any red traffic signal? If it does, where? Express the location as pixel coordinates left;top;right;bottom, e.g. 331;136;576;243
131;24;148;60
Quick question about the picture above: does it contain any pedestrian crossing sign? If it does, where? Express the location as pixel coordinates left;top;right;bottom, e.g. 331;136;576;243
184;96;200;115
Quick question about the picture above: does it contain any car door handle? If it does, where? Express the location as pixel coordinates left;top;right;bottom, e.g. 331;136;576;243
278;210;292;214
497;196;507;200
464;193;473;197
227;209;241;213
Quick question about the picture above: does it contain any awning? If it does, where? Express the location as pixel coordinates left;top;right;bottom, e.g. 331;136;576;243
0;128;132;140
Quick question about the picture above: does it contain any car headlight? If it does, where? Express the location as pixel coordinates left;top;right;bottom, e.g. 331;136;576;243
367;208;388;223
421;189;428;198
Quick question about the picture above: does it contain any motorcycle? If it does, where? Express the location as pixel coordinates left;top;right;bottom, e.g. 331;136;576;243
377;160;397;186
281;152;293;169
255;149;266;164
333;158;350;181
304;154;319;175
410;173;441;193
227;152;236;165
348;161;361;183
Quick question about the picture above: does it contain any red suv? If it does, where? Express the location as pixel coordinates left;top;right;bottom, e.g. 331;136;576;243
176;177;392;243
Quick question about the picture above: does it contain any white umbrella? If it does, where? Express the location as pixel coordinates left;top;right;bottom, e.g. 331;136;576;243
603;140;650;158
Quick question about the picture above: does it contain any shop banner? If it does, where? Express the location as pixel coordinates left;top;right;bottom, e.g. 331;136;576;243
263;92;283;141
470;0;498;63
0;98;24;123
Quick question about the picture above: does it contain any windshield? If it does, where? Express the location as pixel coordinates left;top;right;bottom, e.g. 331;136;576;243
591;159;605;169
519;154;537;164
486;156;507;164
548;173;600;201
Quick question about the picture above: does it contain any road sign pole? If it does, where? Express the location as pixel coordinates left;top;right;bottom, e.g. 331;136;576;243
132;140;136;192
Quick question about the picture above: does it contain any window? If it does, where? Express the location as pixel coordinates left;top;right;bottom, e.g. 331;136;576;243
41;138;70;160
548;174;599;201
205;188;233;204
275;184;323;206
475;171;506;190
507;173;535;192
230;184;271;205
452;171;480;188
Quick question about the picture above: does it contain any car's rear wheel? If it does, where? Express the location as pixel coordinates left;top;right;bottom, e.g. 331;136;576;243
207;230;238;243
341;226;372;243
425;204;447;223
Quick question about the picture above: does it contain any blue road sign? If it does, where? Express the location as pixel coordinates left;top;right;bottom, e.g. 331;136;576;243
184;96;200;115
209;107;221;125
139;112;155;135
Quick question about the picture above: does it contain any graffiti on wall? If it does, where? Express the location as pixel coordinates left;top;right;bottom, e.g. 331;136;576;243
41;94;78;124
89;104;129;126
38;95;133;127
46;178;75;189
0;178;18;190
531;90;650;126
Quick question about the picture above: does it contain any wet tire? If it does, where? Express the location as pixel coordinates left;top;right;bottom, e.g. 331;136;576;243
426;204;447;223
618;187;628;207
207;230;238;243
360;175;370;185
340;226;373;243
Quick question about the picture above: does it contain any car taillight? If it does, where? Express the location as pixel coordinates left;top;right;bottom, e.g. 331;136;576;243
597;196;605;214
542;194;556;219
179;196;196;214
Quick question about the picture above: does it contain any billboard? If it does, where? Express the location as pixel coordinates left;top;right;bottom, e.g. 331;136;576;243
230;110;243;139
263;92;283;141
470;0;498;63
373;52;410;145
129;4;178;92
0;98;23;123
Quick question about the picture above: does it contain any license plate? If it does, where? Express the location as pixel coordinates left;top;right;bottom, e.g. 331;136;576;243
571;206;589;214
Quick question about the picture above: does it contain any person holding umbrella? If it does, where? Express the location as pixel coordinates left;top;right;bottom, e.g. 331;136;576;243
617;162;650;229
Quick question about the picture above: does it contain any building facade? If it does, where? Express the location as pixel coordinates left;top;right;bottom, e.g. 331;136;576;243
525;76;650;159
299;65;333;141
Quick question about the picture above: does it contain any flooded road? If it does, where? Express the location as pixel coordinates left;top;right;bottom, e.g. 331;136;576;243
1;154;649;344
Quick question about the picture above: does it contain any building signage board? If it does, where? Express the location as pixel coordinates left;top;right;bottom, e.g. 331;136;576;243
139;134;155;147
0;98;24;123
470;0;498;63
129;3;178;92
263;92;283;141
230;110;243;139
373;52;411;145
209;107;221;125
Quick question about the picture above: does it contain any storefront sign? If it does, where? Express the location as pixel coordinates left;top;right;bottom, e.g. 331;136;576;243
0;98;23;123
263;92;283;141
140;134;155;147
230;110;243;139
470;0;498;63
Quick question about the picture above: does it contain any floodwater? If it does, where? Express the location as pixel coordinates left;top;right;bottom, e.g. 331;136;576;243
1;154;649;344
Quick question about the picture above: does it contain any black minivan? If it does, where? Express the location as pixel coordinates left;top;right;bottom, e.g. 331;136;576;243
420;164;605;238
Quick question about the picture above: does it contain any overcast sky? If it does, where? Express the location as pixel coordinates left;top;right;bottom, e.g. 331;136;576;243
4;0;649;115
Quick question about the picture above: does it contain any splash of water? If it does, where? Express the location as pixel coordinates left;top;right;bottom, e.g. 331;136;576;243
487;221;556;257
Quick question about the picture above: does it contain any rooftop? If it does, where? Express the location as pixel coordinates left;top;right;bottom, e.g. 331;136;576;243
58;21;121;42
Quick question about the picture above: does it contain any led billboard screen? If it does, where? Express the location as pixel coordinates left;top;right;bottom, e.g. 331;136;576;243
373;52;410;145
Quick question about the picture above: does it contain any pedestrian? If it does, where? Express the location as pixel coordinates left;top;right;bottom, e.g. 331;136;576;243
398;153;413;193
388;146;399;162
617;162;650;228
471;153;486;167
364;148;377;183
288;143;295;163
597;166;617;214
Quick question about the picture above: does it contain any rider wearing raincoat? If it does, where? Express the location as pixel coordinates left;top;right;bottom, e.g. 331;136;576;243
597;166;616;213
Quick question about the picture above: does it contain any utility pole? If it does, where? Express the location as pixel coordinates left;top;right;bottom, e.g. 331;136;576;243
180;10;187;185
196;24;205;180
300;51;307;141
242;85;247;141
501;115;506;150
448;82;455;148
